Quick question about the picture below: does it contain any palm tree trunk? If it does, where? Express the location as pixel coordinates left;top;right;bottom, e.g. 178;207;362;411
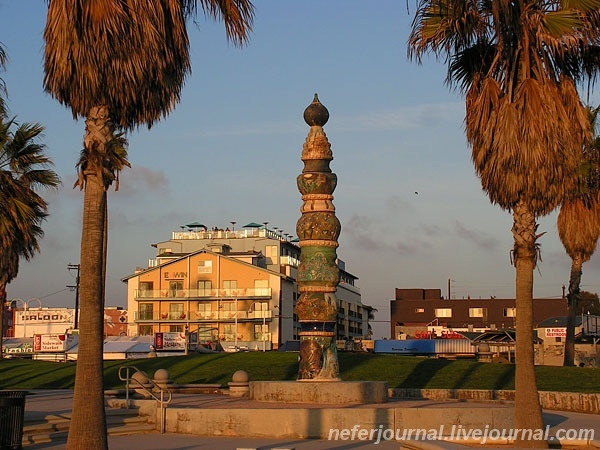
0;283;6;359
512;201;547;448
67;106;110;450
564;256;582;366
102;195;108;339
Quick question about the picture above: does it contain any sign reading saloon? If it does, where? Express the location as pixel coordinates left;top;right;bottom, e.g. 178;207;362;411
16;309;73;325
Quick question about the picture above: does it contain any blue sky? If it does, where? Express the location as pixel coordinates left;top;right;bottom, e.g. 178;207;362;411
2;1;598;339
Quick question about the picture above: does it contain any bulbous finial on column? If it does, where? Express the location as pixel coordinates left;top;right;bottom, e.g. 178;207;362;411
304;93;329;127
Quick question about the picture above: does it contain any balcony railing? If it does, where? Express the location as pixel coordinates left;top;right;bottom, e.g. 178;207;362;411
134;287;272;300
279;255;300;268
134;309;273;322
219;332;272;342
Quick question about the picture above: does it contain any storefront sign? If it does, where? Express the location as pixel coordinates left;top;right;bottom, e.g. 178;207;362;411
414;330;464;339
154;332;186;351
17;309;73;325
33;334;68;352
5;345;33;355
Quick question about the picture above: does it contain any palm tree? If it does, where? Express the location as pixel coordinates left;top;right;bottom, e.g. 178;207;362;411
557;106;600;366
0;116;60;357
408;1;600;446
0;42;6;115
43;2;253;449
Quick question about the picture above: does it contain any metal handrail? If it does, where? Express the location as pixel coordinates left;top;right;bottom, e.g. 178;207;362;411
118;365;172;433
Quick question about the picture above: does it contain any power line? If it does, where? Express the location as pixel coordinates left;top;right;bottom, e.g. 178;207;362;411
38;288;70;300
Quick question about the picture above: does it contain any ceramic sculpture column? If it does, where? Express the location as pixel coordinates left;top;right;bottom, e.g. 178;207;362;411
296;94;341;381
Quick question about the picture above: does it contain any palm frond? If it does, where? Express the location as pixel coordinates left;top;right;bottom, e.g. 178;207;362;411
558;195;600;261
44;0;254;130
0;115;60;284
74;131;129;191
195;0;255;46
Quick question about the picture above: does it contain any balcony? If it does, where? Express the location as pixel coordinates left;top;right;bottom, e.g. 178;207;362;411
134;287;272;300
134;309;273;323
280;255;300;268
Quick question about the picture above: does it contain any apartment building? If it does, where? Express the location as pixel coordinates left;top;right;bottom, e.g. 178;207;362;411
390;288;568;338
122;225;372;350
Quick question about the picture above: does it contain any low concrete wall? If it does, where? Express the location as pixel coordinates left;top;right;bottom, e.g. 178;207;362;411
250;380;388;404
161;405;513;439
538;391;600;415
390;389;600;414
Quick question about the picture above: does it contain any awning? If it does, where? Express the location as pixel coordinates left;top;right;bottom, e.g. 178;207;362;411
186;222;206;229
468;329;542;345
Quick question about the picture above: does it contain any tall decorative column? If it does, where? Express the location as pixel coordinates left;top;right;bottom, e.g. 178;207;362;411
296;94;341;381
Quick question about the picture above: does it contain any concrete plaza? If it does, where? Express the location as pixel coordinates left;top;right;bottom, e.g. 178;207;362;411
20;390;600;450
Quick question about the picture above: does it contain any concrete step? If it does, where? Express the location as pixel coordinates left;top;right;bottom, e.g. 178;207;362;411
22;408;155;446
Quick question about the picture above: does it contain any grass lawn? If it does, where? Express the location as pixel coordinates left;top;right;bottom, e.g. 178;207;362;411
0;352;598;392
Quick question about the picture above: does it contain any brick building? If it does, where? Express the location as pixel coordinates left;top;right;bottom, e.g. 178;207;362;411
390;288;568;337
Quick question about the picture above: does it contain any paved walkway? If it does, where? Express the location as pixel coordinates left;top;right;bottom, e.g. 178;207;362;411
21;390;600;450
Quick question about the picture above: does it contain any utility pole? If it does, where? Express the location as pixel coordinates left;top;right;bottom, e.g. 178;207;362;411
67;264;80;329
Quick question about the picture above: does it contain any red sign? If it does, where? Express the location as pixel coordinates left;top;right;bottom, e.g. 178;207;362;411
414;330;464;339
155;333;164;350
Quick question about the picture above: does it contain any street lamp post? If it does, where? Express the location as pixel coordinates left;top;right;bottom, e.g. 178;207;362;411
11;298;43;338
234;296;238;350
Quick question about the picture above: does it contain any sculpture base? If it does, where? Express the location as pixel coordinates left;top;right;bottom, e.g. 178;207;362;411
296;378;341;382
249;380;388;404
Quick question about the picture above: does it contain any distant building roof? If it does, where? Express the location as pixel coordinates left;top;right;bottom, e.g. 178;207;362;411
537;316;582;328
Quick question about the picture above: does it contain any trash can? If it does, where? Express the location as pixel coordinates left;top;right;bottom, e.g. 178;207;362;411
0;391;27;450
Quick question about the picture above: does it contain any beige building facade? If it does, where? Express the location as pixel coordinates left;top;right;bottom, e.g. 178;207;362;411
123;226;373;350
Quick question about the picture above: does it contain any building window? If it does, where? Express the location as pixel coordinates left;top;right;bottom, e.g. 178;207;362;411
469;307;487;318
138;325;153;336
197;302;212;319
221;301;237;318
139;282;153;297
197;326;215;341
138;303;153;321
415;308;425;313
169;325;183;332
197;280;212;297
198;260;212;273
221;324;236;341
254;279;269;296
249;301;268;318
223;280;238;296
169;280;184;297
503;308;516;317
169;303;185;320
265;245;278;264
254;323;269;340
435;308;452;318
